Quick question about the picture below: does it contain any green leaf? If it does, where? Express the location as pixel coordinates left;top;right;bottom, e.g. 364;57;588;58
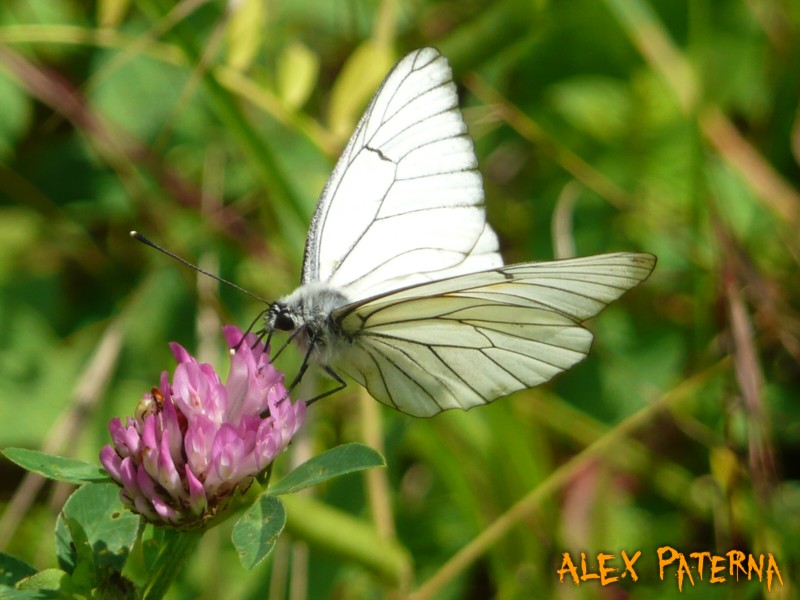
54;483;139;575
268;443;385;496
2;449;110;484
0;553;36;587
14;568;69;596
0;585;60;600
60;517;95;591
97;0;133;27
225;0;267;71
231;495;285;570
277;42;319;109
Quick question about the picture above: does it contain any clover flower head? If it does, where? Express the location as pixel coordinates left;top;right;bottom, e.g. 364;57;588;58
100;326;305;527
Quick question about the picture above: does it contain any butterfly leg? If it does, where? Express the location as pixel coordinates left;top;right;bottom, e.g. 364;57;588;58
287;343;313;394
260;336;314;418
304;366;347;406
282;340;347;405
261;332;347;416
270;327;301;362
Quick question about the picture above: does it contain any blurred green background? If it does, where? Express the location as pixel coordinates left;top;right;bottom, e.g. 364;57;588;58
1;0;798;598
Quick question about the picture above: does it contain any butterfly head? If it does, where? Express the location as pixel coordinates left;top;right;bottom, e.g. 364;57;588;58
265;284;352;360
266;302;297;332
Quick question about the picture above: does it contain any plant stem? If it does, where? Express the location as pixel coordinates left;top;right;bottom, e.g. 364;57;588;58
142;529;202;600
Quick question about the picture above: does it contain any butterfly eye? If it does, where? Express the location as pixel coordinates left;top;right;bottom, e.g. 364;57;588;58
273;312;296;332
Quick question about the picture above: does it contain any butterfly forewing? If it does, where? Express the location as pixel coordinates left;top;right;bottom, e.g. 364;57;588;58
331;253;656;416
301;48;502;301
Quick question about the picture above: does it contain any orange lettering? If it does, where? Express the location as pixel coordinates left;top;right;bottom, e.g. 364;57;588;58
727;550;746;581
597;553;618;585
621;550;640;582
766;554;783;591
690;551;711;580
748;553;763;581
676;553;695;590
557;553;579;585
709;555;726;583
580;553;600;581
657;546;677;581
658;546;695;591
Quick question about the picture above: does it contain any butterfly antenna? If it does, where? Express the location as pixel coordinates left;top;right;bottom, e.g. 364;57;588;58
131;231;271;305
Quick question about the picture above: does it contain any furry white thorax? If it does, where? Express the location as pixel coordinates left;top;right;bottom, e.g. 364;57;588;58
268;282;353;363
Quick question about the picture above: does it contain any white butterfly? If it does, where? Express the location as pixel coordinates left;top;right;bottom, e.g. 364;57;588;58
266;47;655;417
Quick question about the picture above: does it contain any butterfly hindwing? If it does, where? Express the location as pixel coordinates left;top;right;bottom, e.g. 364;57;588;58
331;253;656;416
